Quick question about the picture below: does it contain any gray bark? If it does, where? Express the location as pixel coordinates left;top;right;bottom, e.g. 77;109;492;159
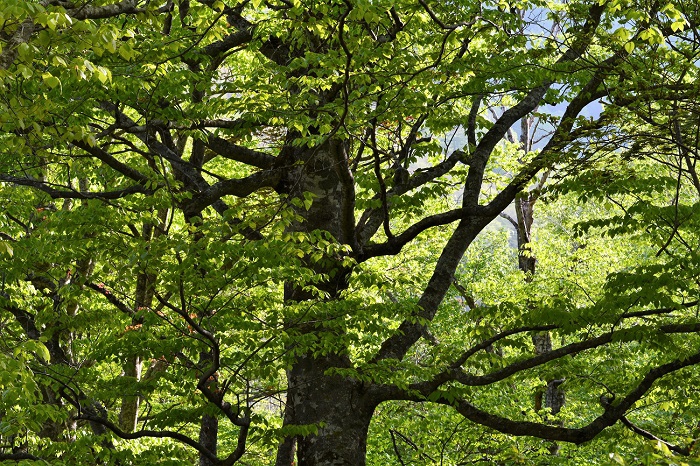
285;354;376;466
277;138;366;465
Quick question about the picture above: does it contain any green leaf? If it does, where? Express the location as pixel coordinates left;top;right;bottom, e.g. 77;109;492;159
0;241;13;257
671;21;685;32
42;72;60;89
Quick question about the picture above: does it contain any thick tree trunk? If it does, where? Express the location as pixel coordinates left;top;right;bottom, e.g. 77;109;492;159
284;354;376;466
276;137;373;465
199;413;218;466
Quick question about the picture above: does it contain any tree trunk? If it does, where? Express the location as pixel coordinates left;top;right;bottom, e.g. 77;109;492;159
118;354;142;432
276;137;372;465
515;189;565;454
199;413;218;466
284;354;376;466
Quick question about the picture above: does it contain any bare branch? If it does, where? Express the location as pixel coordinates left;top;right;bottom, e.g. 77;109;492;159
499;212;518;229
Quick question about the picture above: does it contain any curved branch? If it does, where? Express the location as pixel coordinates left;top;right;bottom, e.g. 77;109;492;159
76;414;220;463
358;207;466;261
397;348;700;445
620;415;691;456
416;0;478;30
355;149;468;247
417;322;700;393
371;216;488;361
182;169;281;216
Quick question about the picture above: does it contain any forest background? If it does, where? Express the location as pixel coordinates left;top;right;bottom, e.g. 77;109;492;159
1;0;700;464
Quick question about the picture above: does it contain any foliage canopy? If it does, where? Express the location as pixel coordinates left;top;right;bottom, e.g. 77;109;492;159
2;0;700;464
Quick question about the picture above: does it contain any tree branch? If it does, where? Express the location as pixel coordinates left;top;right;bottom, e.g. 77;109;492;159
358;208;465;261
205;135;276;169
392;348;700;445
416;322;700;393
85;282;135;316
72;141;151;184
355;149;468;248
0;175;151;200
620;415;690;456
182;169;282;217
0;452;44;461
75;414;221;463
69;0;143;20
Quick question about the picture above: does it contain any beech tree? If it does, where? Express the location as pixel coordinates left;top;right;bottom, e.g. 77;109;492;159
1;0;700;464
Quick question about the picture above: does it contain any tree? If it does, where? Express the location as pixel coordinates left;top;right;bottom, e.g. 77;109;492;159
1;0;700;464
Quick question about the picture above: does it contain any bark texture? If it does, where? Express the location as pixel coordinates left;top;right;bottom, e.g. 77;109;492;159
286;354;376;466
277;138;371;465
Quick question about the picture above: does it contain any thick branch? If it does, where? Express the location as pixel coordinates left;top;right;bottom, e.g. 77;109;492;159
486;53;629;218
372;216;487;361
368;2;606;363
182;169;281;217
0;20;35;70
4;303;69;364
396;348;700;445
205;135;276;169
202;30;252;57
69;0;142;20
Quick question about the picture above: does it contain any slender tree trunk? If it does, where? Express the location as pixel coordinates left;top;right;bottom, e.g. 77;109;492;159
198;349;219;466
119;215;162;432
514;190;564;454
119;355;142;432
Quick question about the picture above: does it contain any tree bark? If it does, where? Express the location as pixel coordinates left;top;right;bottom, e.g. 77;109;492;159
284;354;376;466
199;413;218;466
514;181;565;453
276;137;376;465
